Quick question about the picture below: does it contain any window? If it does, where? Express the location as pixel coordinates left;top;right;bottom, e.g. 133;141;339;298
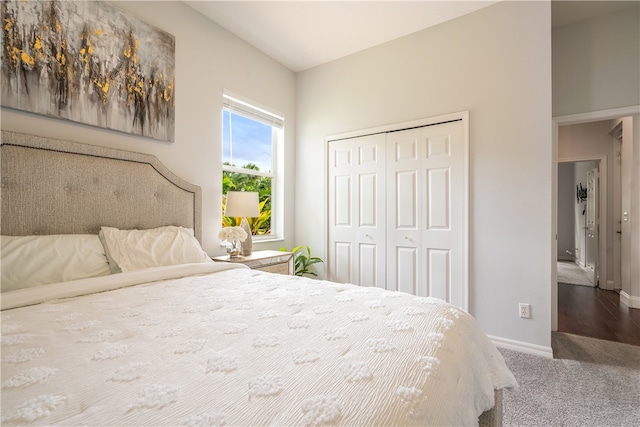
222;92;284;239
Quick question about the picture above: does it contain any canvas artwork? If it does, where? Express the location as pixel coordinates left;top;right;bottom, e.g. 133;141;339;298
1;1;175;142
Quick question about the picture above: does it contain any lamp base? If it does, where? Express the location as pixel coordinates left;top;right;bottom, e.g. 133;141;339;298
240;217;252;256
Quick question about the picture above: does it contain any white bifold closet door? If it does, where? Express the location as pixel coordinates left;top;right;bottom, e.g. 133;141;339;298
328;133;387;288
328;118;467;309
386;121;465;306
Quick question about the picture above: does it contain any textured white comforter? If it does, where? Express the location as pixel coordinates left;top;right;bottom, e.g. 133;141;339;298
1;263;517;426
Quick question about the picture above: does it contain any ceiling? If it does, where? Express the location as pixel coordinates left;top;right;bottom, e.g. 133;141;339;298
185;1;637;73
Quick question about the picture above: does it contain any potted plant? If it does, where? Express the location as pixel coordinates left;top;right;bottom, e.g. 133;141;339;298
280;245;324;277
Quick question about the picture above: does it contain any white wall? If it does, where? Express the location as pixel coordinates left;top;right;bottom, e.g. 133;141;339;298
557;163;575;261
296;1;552;350
552;3;640;116
0;1;297;256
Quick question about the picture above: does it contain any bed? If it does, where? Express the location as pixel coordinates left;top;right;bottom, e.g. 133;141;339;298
0;130;517;426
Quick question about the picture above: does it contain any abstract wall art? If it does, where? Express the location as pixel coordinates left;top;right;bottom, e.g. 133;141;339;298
1;1;175;142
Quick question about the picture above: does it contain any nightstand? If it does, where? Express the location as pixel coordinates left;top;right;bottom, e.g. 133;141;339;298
211;250;295;275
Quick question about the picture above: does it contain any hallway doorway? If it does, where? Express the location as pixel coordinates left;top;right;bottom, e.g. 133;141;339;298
552;107;639;344
557;159;601;287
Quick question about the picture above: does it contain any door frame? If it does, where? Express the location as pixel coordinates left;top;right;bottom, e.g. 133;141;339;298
552;105;639;331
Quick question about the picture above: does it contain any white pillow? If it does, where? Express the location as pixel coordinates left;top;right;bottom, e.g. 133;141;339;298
1;234;112;292
99;226;211;272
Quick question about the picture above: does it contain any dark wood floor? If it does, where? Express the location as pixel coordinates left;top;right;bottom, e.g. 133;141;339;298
558;283;640;346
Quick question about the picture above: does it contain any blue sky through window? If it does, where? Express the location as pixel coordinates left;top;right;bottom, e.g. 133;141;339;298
222;110;272;172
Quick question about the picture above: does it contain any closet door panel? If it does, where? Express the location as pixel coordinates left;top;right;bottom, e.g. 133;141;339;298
334;175;352;226
395;171;418;229
328;142;355;282
426;248;450;300
393;133;419;162
333;241;352;284
358;243;378;286
357;171;384;287
358;173;377;227
426;168;450;230
395;246;418;295
355;134;386;288
328;134;386;287
386;128;422;292
421;121;466;308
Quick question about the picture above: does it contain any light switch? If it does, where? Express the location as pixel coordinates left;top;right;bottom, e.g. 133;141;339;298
623;212;629;222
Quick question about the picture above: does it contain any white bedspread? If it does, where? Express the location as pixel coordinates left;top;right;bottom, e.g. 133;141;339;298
1;264;517;426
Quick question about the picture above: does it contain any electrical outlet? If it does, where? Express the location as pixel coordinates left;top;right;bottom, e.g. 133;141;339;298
519;303;531;319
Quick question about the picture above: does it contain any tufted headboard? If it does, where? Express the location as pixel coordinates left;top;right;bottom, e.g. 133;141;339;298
0;131;202;242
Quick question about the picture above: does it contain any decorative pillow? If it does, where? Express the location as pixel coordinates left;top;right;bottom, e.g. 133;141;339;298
98;226;211;272
0;234;112;292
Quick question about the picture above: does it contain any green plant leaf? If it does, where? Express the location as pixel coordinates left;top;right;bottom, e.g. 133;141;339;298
279;245;324;277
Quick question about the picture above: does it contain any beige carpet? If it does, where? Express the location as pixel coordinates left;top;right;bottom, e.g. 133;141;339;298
557;260;594;287
500;332;640;426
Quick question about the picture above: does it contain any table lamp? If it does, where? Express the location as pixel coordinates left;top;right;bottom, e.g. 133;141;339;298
224;191;259;256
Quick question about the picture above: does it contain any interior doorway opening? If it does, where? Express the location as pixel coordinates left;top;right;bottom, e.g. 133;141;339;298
552;106;639;346
557;159;601;288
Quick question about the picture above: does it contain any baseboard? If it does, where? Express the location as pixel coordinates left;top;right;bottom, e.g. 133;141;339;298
557;256;573;262
489;335;554;359
620;291;640;309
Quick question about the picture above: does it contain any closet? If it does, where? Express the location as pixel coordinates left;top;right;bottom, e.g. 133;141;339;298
327;114;468;310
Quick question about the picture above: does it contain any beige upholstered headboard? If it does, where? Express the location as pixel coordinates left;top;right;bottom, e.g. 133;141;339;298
0;131;202;242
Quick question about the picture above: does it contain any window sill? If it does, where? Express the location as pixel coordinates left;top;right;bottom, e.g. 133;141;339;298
253;237;284;245
219;237;284;247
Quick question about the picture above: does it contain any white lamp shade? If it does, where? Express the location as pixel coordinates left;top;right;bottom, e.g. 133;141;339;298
225;191;260;217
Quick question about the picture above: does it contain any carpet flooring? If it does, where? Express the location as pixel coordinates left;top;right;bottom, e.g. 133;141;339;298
557;261;594;287
500;332;640;426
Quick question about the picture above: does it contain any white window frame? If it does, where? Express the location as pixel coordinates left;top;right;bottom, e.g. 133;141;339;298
222;90;284;242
